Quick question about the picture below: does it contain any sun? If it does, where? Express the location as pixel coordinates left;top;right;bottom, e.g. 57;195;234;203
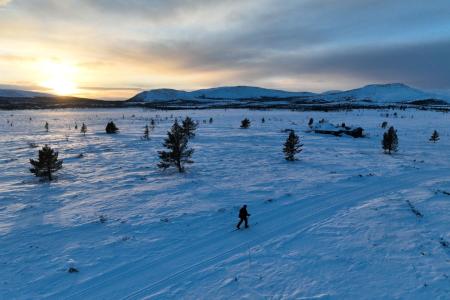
39;60;78;96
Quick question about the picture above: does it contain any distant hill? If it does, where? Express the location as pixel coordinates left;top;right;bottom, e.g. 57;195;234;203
319;83;446;103
1;84;448;109
129;83;449;104
0;89;53;98
128;86;315;102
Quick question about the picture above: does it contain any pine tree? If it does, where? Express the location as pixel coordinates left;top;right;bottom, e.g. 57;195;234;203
308;118;314;127
150;118;156;127
143;124;150;140
45;122;49;132
30;145;63;181
182;116;197;139
382;126;398;154
430;130;439;142
381;121;388;129
240;118;251;129
283;130;303;161
209;117;213;124
158;120;194;173
75;123;78;130
261;117;265;123
80;123;87;136
105;121;118;134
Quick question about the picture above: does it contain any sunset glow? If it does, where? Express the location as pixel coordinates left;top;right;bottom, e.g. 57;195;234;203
38;60;78;96
0;0;449;99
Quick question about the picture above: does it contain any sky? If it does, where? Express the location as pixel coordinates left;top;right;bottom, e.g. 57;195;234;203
0;0;449;100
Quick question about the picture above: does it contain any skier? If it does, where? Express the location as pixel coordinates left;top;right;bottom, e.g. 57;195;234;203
236;205;251;229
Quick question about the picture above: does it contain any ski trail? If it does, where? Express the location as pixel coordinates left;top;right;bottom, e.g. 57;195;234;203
121;173;428;299
58;177;360;299
59;170;436;299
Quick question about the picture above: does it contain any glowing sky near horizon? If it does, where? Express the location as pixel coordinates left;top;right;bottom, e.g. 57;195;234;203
0;0;449;99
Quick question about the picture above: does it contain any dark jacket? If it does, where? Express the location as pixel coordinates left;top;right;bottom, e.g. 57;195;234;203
239;207;250;219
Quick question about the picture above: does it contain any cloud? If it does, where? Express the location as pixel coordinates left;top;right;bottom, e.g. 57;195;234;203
1;0;450;97
0;0;11;6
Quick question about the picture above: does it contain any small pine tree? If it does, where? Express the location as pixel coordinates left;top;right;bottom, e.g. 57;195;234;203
75;123;78;130
30;145;63;181
45;122;49;132
382;126;398;154
283;130;303;161
158;120;194;173
261;117;265;123
80;123;87;136
209;117;213;124
182;116;197;139
240;118;251;129
143;125;150;140
381;121;388;129
308;118;314;127
430;130;439;142
105;121;118;134
150;118;156;127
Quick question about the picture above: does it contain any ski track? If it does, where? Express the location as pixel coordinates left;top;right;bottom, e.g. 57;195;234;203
59;169;436;299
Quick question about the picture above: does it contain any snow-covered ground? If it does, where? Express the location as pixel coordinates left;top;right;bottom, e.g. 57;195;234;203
1;108;449;299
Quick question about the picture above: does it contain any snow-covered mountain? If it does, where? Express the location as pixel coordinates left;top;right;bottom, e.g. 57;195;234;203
129;83;449;104
190;86;315;100
321;83;445;103
129;89;195;102
0;89;53;98
129;86;315;102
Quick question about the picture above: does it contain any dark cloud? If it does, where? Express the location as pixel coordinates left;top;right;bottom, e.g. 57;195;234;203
1;0;450;93
240;39;450;89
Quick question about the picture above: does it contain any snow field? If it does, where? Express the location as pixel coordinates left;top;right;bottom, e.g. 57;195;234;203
0;108;449;299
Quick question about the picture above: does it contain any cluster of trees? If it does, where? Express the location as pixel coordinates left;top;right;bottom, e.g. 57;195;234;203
381;124;440;155
28;114;443;181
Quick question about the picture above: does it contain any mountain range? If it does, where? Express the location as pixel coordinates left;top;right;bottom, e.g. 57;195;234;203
1;83;449;104
128;83;449;104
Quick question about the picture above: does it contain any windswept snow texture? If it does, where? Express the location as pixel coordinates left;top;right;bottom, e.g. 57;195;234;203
1;108;450;299
130;84;450;104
